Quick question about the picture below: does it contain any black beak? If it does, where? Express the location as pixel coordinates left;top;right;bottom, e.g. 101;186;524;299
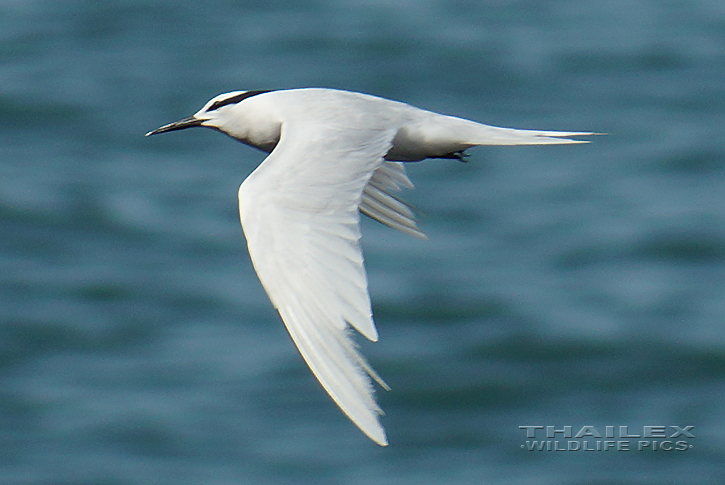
145;117;204;136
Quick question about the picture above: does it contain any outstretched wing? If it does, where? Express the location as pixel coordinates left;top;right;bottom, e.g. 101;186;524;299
238;120;397;445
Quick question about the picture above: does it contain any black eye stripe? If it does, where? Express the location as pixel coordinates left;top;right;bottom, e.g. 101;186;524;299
207;90;273;112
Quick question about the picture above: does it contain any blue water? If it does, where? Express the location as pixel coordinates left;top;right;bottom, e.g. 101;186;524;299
2;1;724;483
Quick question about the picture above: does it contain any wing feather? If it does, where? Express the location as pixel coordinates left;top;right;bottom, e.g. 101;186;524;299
360;162;426;239
238;121;396;445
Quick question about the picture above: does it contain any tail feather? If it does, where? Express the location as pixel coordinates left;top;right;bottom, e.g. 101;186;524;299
387;111;597;161
465;122;596;146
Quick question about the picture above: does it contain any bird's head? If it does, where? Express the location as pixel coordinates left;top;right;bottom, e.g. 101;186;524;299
146;90;274;144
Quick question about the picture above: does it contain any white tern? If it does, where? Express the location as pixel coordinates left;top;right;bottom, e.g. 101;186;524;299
146;88;593;445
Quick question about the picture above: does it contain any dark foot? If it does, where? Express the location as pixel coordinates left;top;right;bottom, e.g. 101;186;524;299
435;150;469;162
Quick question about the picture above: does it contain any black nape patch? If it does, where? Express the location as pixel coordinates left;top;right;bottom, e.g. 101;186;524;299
207;90;273;112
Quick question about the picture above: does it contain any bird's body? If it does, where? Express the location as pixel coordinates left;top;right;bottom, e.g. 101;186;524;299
147;88;592;446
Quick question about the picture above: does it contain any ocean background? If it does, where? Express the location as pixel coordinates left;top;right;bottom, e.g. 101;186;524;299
2;0;724;483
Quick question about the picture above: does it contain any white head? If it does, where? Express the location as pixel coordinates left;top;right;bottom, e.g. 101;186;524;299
146;90;277;149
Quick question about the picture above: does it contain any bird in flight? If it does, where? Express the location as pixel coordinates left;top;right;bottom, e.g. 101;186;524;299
147;88;592;445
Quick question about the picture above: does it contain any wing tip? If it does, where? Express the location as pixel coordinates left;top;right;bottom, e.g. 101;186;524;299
365;424;389;446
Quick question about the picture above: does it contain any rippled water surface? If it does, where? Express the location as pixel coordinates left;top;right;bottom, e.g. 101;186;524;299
2;1;725;483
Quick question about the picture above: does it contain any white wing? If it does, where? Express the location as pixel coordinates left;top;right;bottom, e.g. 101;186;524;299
361;162;426;239
238;120;397;446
